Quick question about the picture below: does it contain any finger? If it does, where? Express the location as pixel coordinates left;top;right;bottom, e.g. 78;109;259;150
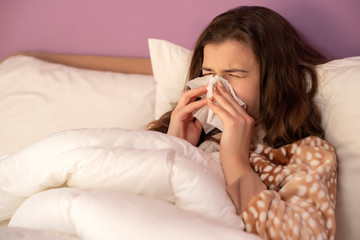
208;97;254;131
178;85;208;106
172;98;207;124
212;85;243;117
215;81;245;113
182;97;207;114
206;97;232;121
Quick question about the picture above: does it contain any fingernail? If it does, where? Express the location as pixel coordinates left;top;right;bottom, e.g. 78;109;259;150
217;80;223;88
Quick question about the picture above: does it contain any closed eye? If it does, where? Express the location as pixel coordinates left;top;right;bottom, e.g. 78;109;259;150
202;66;249;78
203;73;214;76
229;73;246;78
201;67;214;76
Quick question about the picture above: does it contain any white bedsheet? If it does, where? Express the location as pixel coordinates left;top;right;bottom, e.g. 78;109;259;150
0;128;261;240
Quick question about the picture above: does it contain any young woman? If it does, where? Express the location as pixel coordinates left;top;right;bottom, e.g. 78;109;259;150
148;6;337;240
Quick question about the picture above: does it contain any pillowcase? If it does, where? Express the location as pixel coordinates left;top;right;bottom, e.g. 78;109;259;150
148;39;192;118
148;38;360;240
0;55;156;157
315;57;360;239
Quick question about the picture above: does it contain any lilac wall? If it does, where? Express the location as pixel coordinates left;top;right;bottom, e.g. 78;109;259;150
1;0;359;60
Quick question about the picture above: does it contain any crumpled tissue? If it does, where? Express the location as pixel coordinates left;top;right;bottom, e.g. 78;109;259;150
186;75;246;133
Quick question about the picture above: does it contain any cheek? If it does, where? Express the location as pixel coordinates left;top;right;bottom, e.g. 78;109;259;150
248;94;260;119
244;95;260;118
232;83;260;117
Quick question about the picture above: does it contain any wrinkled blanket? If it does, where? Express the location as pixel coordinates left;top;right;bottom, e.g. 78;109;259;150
0;128;261;240
232;136;337;239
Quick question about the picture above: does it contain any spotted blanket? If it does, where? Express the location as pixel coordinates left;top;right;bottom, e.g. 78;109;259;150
243;136;337;239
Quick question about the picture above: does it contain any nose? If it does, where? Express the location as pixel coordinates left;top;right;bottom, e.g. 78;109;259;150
215;73;230;81
207;72;227;80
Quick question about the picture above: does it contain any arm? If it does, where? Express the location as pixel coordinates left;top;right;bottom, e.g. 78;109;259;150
207;82;336;239
207;80;257;184
226;171;267;213
208;81;266;211
207;80;266;211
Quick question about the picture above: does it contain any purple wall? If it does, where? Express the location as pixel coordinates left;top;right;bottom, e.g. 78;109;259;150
1;0;359;60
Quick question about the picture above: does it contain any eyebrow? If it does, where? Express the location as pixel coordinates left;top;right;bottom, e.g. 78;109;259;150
201;67;249;73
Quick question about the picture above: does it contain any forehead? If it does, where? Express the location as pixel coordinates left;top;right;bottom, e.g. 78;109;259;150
203;39;256;68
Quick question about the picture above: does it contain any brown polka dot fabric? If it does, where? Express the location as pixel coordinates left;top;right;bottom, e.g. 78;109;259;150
228;136;337;240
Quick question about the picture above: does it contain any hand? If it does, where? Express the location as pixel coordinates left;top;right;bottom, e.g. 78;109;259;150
168;85;208;146
207;81;255;185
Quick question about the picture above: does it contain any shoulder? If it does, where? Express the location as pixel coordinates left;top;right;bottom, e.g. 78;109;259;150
251;136;336;165
249;136;336;190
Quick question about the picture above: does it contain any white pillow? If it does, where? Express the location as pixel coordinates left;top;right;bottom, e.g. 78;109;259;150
148;39;360;239
0;56;156;157
148;39;192;118
315;57;360;240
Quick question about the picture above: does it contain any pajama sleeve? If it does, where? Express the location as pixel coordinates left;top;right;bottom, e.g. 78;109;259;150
226;136;337;240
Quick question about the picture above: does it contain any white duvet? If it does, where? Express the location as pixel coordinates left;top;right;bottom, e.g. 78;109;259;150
0;128;260;240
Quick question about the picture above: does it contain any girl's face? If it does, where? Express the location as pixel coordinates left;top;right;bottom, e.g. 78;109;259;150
202;39;260;119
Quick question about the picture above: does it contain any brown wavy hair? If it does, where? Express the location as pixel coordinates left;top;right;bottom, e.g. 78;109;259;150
148;6;327;148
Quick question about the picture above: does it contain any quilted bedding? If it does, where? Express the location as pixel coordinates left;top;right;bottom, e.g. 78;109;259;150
0;128;261;240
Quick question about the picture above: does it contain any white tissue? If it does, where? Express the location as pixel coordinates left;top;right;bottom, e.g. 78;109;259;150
186;75;246;133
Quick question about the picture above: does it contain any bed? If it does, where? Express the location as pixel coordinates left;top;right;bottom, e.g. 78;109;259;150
0;39;359;240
